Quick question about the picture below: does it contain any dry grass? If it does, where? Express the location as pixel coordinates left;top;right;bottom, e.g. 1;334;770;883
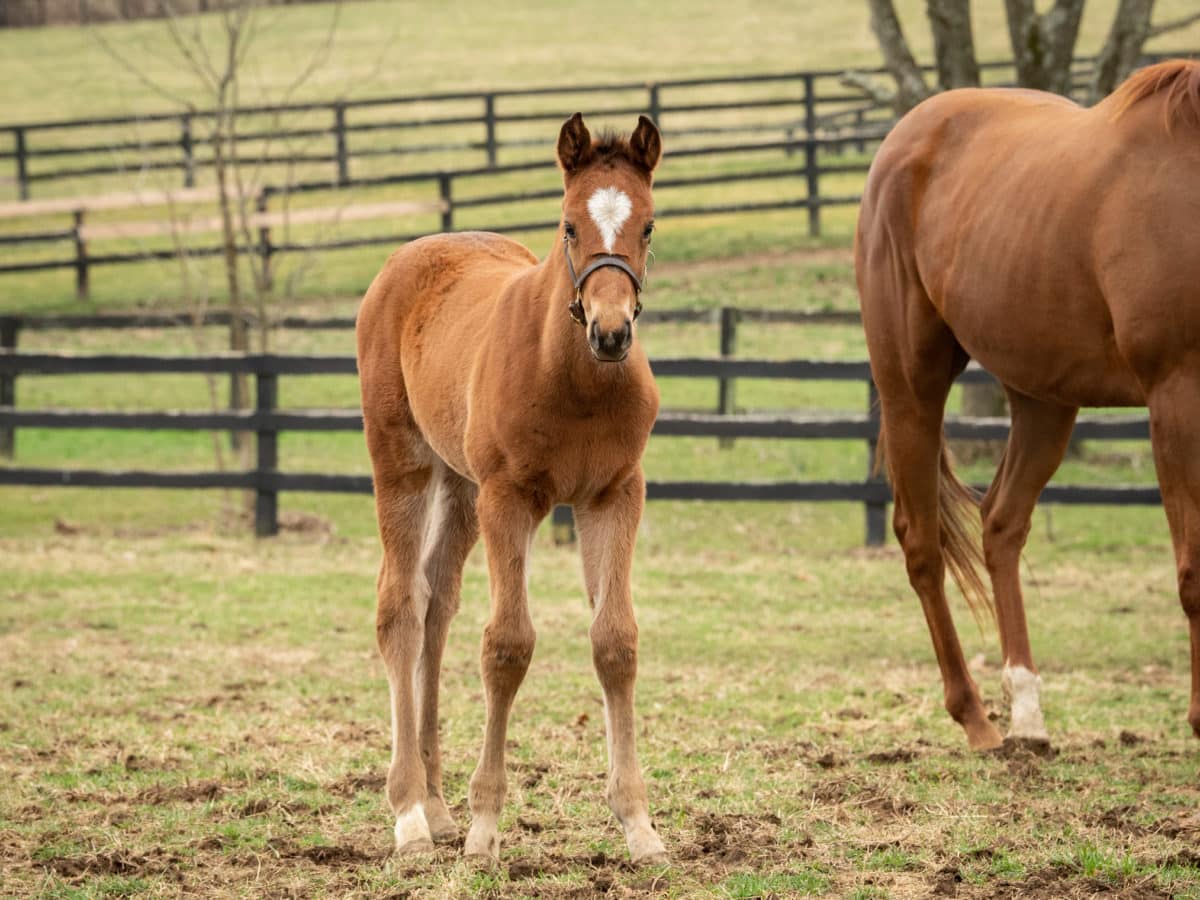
1;507;1198;898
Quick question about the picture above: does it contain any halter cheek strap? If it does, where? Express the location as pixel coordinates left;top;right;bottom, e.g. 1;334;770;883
563;237;645;327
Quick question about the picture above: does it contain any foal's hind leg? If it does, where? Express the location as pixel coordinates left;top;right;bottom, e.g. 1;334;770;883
882;395;1002;750
1144;377;1200;739
575;472;666;866
415;469;480;843
370;451;437;853
979;391;1077;748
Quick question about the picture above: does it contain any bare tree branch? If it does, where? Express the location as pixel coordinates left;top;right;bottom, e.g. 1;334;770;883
840;71;897;107
1148;9;1200;38
867;0;931;112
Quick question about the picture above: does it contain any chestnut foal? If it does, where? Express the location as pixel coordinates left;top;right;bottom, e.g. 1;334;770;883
356;113;666;865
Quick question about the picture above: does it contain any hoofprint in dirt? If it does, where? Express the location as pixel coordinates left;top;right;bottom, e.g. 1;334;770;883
1;510;1197;898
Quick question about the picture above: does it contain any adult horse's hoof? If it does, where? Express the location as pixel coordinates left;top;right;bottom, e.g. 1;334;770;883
965;720;1004;752
999;735;1054;758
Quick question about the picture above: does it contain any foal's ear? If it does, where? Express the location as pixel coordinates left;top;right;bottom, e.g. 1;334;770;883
629;115;662;174
557;113;594;176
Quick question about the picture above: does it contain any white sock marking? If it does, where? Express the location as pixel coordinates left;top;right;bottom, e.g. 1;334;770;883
587;186;632;253
1002;664;1047;740
394;803;431;848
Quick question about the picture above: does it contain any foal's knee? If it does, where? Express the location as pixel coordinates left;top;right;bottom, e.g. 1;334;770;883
591;619;639;687
480;621;536;689
1179;563;1200;619
982;512;1029;574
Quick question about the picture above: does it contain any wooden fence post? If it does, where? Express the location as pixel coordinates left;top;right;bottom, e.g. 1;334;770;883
552;504;575;546
438;174;453;232
717;306;738;449
256;190;273;291
334;102;349;186
483;94;497;167
802;74;822;235
0;317;18;460
805;137;821;237
73;210;89;301
255;369;279;537
647;83;661;124
14;128;29;201
865;379;887;546
180;114;195;188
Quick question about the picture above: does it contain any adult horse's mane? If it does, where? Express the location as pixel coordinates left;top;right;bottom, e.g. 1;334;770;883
1109;58;1200;131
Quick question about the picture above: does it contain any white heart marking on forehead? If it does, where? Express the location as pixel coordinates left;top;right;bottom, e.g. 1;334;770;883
586;186;632;254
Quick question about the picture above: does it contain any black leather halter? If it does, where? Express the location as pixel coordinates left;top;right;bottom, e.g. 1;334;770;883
563;237;644;327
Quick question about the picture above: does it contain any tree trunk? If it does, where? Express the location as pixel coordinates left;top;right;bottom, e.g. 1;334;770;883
1004;0;1086;94
927;0;980;89
1089;0;1156;103
867;0;930;113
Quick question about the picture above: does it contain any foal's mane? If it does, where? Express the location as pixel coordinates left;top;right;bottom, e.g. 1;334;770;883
590;129;639;166
1109;59;1200;131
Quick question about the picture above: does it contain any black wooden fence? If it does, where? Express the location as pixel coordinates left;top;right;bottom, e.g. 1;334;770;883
0;347;1162;543
0;130;883;298
0;68;896;201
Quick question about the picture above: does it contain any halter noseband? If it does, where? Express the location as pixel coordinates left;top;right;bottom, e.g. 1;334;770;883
563;236;645;327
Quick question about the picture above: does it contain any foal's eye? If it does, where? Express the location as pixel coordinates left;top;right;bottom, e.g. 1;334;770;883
564;222;577;240
642;221;655;241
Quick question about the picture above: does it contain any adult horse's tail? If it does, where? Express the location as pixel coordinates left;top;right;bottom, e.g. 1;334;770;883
875;429;994;629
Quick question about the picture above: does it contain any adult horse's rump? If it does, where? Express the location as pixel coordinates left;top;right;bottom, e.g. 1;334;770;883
856;60;1200;750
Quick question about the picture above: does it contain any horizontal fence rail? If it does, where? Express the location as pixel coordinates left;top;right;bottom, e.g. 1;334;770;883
0;53;1158;201
0;349;1163;542
5;50;1188;298
0;130;885;297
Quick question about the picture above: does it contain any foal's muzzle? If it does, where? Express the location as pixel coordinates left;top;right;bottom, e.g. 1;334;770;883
589;318;633;362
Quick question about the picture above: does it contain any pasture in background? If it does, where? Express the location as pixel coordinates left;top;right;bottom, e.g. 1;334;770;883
2;2;1200;898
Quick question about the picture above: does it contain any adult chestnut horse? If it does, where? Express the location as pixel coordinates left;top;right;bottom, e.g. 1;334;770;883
857;60;1200;751
356;114;666;864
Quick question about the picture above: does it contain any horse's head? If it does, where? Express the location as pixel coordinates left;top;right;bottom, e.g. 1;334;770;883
556;113;661;362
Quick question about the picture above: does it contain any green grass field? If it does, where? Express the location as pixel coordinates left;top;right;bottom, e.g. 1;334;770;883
3;2;1200;898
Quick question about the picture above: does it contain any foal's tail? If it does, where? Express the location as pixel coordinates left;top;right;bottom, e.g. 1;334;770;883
874;429;995;629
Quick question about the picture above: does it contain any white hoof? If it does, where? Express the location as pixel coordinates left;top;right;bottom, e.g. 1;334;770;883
394;803;434;854
1002;664;1049;742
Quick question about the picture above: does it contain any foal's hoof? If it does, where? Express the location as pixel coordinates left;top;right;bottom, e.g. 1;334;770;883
632;851;669;868
463;851;500;870
1000;735;1054;758
430;824;460;845
395;837;436;856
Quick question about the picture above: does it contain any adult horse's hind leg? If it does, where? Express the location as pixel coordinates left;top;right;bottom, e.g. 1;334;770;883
575;472;667;866
464;480;544;863
415;468;480;843
870;307;1002;751
1144;376;1200;739
979;391;1077;748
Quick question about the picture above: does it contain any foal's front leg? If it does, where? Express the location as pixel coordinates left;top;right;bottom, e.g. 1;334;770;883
464;481;541;862
576;473;667;865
